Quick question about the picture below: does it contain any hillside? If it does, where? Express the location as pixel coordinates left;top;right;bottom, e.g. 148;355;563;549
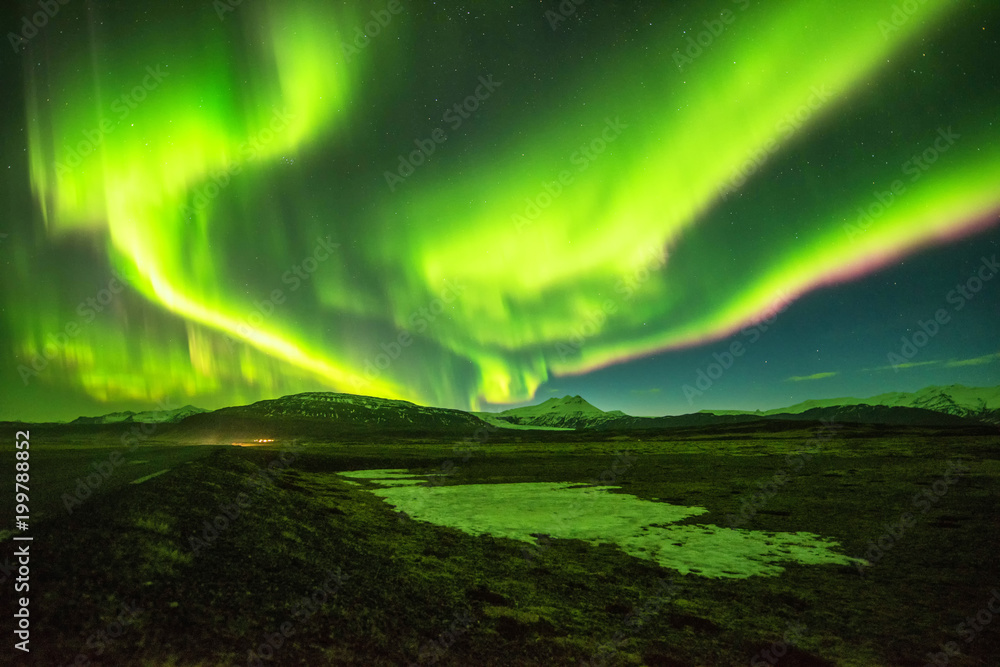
174;392;489;440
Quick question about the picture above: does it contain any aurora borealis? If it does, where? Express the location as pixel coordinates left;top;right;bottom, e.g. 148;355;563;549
1;0;998;421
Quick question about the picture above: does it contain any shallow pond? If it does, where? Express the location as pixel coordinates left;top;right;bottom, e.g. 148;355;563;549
338;469;862;578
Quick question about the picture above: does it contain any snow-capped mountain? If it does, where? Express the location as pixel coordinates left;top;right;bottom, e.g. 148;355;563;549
751;385;1000;425
493;395;626;429
600;405;979;430
71;405;208;425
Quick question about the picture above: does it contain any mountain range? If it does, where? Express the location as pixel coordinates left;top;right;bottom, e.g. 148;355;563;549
490;385;999;430
71;405;209;425
54;384;999;438
701;384;1000;426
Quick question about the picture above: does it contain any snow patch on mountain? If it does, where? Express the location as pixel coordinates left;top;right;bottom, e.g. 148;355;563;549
758;384;1000;424
72;405;208;425
494;395;626;429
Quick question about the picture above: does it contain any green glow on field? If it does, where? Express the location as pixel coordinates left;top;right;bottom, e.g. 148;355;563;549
341;470;863;578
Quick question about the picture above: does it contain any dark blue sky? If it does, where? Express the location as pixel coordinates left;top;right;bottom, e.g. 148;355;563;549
549;225;1000;415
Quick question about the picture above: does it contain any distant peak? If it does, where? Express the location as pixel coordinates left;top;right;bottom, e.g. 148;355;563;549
500;393;605;418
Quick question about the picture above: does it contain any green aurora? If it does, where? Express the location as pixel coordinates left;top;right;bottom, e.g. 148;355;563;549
4;0;999;417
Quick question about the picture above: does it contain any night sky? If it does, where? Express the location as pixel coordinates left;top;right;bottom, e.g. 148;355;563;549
1;0;998;422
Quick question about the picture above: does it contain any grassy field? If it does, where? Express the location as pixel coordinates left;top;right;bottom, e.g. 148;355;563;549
4;426;999;665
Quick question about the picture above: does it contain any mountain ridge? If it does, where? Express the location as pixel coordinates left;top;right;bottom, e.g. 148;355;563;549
57;384;1000;435
71;405;208;425
486;386;998;430
700;384;1000;426
172;391;489;439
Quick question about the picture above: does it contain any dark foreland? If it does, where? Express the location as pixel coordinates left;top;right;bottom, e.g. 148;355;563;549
2;387;998;664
